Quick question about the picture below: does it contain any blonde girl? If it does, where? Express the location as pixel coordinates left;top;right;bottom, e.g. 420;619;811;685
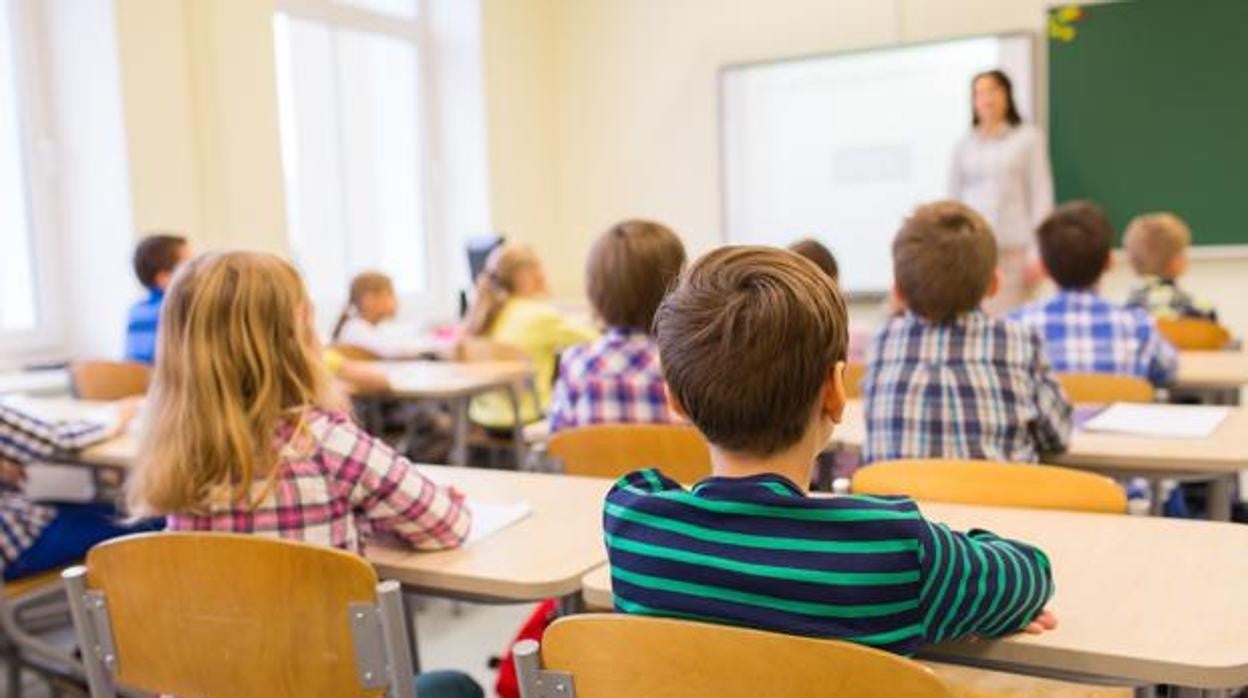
330;271;437;359
463;243;597;429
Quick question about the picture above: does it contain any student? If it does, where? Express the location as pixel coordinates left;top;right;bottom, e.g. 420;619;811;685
604;246;1056;656
862;202;1071;464
1011;201;1178;386
331;271;439;358
548;220;685;432
1123;212;1217;322
124;233;190;365
0;399;159;581
788;238;838;282
463;243;597;429
127;252;482;697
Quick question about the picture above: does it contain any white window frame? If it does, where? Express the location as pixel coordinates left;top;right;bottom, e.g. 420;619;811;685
0;0;67;362
273;0;456;326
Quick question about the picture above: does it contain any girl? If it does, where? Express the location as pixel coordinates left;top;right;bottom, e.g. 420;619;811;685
463;244;597;429
129;252;481;697
331;271;437;358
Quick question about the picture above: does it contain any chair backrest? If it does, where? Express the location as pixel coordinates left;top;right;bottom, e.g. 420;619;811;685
547;424;711;483
454;336;530;363
63;533;413;698
1056;372;1154;404
852;459;1128;514
329;343;382;361
843;362;866;399
1156;317;1231;350
515;614;954;698
69;361;151;401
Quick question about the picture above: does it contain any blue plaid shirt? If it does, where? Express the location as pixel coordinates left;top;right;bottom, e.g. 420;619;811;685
124;289;164;365
1009;290;1178;387
549;327;677;433
862;311;1071;464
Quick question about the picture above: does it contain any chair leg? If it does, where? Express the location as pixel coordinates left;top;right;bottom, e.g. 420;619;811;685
6;654;22;698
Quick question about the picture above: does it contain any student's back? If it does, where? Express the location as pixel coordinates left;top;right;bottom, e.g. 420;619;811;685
862;202;1070;464
124;233;189;365
1010;201;1177;387
605;246;1057;657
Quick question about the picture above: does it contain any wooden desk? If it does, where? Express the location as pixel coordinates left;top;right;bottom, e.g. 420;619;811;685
372;360;535;466
367;467;611;603
829;400;1248;520
581;502;1248;690
1175;350;1248;396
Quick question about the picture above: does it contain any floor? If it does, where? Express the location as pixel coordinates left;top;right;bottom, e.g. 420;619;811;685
0;597;537;697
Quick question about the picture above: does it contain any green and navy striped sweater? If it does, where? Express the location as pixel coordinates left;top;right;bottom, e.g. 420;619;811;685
603;469;1054;656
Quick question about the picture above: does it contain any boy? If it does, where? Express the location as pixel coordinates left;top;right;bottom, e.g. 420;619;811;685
863;202;1071;464
548;220;685;432
1011;201;1178;386
124;233;190;364
1123;212;1217;321
604;246;1056;656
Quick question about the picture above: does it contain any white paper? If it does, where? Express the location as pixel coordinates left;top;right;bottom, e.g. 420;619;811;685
464;499;532;545
0;395;118;426
1081;403;1230;439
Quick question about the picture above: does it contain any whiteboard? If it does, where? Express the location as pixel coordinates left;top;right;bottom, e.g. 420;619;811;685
720;34;1035;295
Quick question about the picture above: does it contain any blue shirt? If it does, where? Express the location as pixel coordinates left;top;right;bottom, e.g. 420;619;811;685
1009;290;1178;387
124;289;164;365
604;469;1055;656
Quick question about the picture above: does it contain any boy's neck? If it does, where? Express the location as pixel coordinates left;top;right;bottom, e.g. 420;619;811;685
709;443;816;494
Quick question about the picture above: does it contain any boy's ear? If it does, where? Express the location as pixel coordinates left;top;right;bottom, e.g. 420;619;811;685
983;267;1002;299
1168;252;1188;278
823;361;847;425
664;384;691;421
889;284;908;314
154;270;172;290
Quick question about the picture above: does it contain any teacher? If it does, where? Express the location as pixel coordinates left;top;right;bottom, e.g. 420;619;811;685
948;69;1054;315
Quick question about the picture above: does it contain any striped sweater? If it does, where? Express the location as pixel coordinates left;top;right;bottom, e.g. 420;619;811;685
603;469;1054;656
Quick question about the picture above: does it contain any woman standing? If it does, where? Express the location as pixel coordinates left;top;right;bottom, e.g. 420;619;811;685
949;69;1054;315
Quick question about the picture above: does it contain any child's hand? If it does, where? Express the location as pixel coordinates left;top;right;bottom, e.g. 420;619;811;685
1022;609;1058;635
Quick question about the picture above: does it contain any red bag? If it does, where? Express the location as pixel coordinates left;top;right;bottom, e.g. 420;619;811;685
494;599;559;698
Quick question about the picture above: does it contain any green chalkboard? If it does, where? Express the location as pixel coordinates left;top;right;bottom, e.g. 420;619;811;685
1048;0;1248;246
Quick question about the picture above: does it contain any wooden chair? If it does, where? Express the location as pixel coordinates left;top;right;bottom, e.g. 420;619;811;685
62;533;415;698
1056;372;1154;404
844;361;866;399
328;343;382;361
0;568;85;698
547;424;712;483
852;459;1128;514
68;361;150;401
1156;317;1231;350
514;614;954;698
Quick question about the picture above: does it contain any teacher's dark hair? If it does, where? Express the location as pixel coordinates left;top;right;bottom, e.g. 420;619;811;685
971;69;1022;127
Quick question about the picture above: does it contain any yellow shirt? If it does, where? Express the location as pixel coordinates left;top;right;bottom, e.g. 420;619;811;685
470;298;598;428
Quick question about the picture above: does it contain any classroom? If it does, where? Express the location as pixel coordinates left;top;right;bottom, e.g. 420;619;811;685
0;0;1245;696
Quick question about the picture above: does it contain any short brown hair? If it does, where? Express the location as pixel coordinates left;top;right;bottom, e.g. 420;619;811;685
133;233;189;289
1124;212;1190;277
893;202;997;322
788;238;838;283
1036;201;1112;290
655;246;848;456
587;219;686;331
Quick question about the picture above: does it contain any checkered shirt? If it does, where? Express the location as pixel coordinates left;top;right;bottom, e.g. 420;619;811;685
1125;276;1217;323
548;328;678;433
862;311;1072;464
167;409;471;554
1010;290;1179;387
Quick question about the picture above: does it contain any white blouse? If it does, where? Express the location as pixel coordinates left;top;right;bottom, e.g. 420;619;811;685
948;123;1055;250
334;316;439;359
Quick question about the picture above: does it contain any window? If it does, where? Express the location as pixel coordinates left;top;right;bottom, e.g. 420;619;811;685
0;4;38;335
273;0;433;314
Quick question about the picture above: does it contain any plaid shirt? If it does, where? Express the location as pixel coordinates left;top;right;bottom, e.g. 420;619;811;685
168;409;471;554
862;311;1072;464
548;327;677;433
1126;276;1217;322
0;398;120;566
1010;290;1179;387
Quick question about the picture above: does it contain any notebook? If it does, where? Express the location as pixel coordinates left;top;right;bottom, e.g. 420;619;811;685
1081;403;1230;439
464;499;532;545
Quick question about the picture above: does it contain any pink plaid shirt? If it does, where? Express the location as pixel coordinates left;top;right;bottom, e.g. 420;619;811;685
167;409;471;554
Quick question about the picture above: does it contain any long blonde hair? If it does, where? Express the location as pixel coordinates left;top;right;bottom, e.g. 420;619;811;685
331;270;394;341
129;251;344;517
463;242;540;336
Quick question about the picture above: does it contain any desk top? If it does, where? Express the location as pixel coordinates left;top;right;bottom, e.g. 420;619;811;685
376;360;532;400
0;369;69;397
1175;350;1248;390
368;467;611;601
830;400;1248;475
582;501;1248;688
